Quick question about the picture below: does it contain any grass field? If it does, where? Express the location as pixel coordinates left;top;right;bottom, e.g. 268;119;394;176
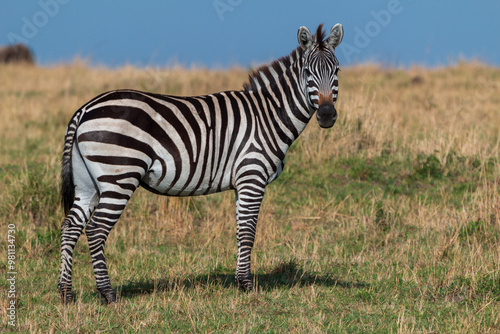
0;61;499;333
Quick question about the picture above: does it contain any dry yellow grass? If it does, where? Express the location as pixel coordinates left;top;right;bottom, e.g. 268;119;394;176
0;61;499;332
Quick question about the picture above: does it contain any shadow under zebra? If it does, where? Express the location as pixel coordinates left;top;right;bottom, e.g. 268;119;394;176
113;260;369;301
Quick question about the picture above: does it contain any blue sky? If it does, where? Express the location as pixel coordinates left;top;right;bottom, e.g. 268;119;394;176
1;0;499;68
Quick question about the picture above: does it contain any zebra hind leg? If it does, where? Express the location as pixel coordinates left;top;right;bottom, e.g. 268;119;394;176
235;184;265;291
85;191;136;304
59;197;97;304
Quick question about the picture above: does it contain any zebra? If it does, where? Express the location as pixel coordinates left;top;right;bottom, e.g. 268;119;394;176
58;23;344;304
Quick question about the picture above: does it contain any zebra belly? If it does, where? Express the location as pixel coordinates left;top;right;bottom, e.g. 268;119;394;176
141;158;233;196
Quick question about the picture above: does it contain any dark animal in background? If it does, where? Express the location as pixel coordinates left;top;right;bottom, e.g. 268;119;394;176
0;44;34;64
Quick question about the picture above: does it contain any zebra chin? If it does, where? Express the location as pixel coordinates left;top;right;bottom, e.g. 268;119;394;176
316;103;337;128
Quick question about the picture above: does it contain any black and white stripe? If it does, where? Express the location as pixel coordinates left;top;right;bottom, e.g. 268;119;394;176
58;23;343;303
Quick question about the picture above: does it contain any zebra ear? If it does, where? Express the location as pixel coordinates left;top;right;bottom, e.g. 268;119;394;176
327;23;344;49
297;26;313;51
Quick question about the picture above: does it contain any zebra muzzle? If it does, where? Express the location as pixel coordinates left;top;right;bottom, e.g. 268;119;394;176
317;103;337;128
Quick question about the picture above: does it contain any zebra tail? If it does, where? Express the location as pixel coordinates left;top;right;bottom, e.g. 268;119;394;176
61;110;81;216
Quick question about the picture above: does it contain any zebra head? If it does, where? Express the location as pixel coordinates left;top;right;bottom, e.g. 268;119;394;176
298;24;343;128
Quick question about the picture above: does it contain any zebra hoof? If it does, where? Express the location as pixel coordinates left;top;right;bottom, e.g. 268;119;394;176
100;290;118;304
59;289;74;304
237;278;253;292
106;294;118;304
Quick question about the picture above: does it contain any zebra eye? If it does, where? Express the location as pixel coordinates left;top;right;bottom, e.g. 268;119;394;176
334;67;340;75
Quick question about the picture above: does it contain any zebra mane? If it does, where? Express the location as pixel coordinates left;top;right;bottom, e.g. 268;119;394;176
243;24;326;92
243;46;303;92
315;24;327;50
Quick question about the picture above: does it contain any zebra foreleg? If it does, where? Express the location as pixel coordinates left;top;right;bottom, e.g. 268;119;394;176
235;184;265;291
85;195;132;304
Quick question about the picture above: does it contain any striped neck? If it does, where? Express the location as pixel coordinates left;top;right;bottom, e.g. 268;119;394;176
243;48;313;144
